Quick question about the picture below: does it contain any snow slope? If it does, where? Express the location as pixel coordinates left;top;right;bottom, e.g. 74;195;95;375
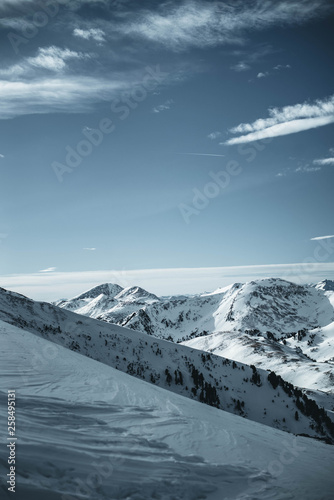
1;287;333;441
183;329;334;396
1;320;334;500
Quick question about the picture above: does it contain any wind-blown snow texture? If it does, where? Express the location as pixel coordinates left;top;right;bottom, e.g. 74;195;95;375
1;320;334;500
56;278;334;394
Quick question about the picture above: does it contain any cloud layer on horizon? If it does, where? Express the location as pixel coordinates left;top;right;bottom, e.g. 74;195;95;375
1;262;334;302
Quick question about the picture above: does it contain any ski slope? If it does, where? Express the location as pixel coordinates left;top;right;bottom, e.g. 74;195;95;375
1;320;334;500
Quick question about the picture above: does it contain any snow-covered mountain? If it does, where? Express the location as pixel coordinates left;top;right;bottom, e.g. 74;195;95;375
54;284;159;325
1;286;333;442
56;278;334;340
54;278;334;393
2;320;334;500
316;279;334;292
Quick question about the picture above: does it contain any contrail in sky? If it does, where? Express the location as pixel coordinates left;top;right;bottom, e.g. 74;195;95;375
178;153;225;157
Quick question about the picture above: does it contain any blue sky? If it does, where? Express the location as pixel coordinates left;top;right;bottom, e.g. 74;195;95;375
0;0;334;299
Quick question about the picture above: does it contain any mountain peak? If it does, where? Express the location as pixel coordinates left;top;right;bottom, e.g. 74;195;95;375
316;279;334;291
115;286;159;302
73;283;124;301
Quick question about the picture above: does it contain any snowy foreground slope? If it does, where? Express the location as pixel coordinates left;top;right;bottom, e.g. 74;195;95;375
0;287;334;442
1;320;334;500
55;278;334;394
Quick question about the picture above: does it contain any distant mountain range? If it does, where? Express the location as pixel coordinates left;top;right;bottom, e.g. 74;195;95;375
54;278;334;394
55;278;334;340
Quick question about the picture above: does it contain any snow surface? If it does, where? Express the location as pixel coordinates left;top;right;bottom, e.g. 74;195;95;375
1;320;334;500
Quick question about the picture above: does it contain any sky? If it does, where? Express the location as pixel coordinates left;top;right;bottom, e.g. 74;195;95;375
0;0;333;300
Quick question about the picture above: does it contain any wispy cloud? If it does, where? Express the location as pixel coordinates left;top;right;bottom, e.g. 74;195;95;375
256;64;290;80
225;94;334;145
274;64;291;71
39;267;57;273
0;154;4;158
121;1;331;51
295;164;321;173
311;235;334;241
207;131;222;140
231;62;250;72
152;99;173;113
83;247;96;251
0;74;133;120
313;158;334;166
230;45;276;73
276;163;321;177
73;28;106;43
0;46;88;78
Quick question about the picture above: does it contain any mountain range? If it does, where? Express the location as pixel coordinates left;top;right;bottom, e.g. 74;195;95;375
54;278;334;395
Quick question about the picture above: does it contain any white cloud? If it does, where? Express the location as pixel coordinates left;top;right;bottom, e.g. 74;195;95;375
0;154;4;158
83;247;96;251
73;28;106;43
0;46;87;80
152;99;173;113
39;267;57;273
207;131;222;140
2;263;334;301
311;235;334;241
225;94;334;145
230;95;334;134
27;46;86;72
313;158;334;166
226;116;334;145
257;72;268;78
0;76;129;119
120;0;331;50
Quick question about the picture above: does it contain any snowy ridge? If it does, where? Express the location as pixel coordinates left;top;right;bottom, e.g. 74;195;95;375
0;286;334;443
